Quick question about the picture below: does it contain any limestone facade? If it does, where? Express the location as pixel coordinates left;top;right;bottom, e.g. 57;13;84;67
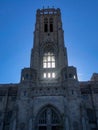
0;8;98;130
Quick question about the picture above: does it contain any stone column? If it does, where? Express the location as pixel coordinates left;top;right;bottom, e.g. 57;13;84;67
82;117;86;130
32;118;35;130
29;118;32;130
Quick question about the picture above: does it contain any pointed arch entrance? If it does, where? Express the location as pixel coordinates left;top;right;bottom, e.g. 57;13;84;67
35;105;62;130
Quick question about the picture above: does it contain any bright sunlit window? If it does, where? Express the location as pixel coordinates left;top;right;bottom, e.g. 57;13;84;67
52;72;55;78
43;52;55;68
43;73;47;78
43;72;56;79
74;75;76;79
48;73;51;78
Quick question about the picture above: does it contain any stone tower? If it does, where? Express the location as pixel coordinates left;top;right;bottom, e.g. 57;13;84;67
20;8;81;130
30;8;68;83
0;7;98;130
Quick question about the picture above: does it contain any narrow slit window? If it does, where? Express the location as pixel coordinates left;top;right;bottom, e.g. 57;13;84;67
43;63;47;68
52;62;55;68
52;73;55;78
49;18;53;32
44;24;48;32
50;24;53;32
43;73;47;78
44;18;48;32
48;73;51;78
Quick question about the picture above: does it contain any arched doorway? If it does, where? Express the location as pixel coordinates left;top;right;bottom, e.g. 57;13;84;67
35;106;62;130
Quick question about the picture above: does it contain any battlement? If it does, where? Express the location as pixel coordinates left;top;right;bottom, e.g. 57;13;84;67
36;7;61;15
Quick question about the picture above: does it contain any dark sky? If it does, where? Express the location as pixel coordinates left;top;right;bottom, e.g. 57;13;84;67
0;0;98;83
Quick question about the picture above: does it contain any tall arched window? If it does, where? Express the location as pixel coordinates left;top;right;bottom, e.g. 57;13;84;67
36;106;62;130
43;52;55;68
42;46;56;79
44;18;48;32
49;18;53;32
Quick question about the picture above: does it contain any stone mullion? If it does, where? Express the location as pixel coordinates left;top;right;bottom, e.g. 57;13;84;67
82;117;87;130
47;108;52;130
29;118;32;130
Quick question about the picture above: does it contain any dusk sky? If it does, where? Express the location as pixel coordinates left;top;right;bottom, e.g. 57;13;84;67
0;0;98;83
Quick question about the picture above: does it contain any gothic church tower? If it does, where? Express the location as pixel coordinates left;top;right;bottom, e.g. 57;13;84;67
0;7;98;130
20;8;81;130
30;8;68;83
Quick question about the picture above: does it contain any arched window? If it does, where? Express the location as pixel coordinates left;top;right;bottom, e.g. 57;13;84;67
36;106;62;130
44;18;48;32
49;18;53;32
42;46;56;79
43;52;55;68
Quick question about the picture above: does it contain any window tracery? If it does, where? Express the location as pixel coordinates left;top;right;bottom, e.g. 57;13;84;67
36;106;61;130
42;45;56;79
44;18;48;32
44;18;54;32
49;18;53;32
43;52;55;68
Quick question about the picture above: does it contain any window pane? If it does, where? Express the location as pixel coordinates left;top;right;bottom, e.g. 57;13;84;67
47;56;51;61
48;73;51;78
74;75;76;79
44;24;48;32
52;62;55;68
43;52;55;69
43;72;55;79
51;56;55;61
50;24;53;32
48;52;50;55
52;73;55;78
43;57;47;62
48;63;51;68
43;73;46;78
43;63;47;68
